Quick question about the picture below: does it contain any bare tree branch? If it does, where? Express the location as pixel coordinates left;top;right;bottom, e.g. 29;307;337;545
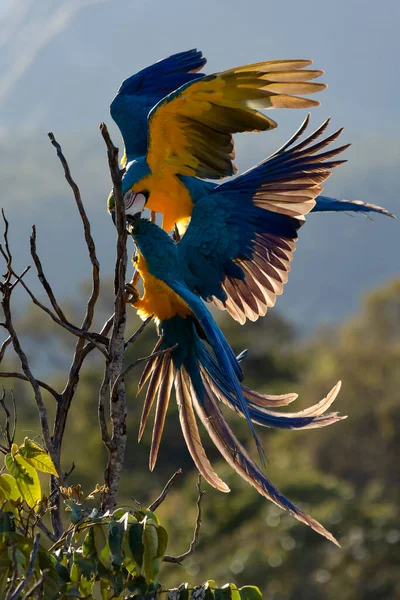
47;132;100;333
0;335;11;363
99;123;128;512
5;258;108;352
164;475;204;564
0;372;61;402
149;469;183;512
0;225;54;462
0;388;16;452
125;315;153;350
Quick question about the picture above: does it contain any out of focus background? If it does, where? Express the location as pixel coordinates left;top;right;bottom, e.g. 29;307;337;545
0;1;399;599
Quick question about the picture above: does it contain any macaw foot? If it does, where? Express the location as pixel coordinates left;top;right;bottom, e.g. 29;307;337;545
125;282;140;305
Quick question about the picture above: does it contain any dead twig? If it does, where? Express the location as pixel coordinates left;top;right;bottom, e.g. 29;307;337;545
164;475;204;564
125;315;153;350
149;469;183;512
0;372;60;402
0;335;11;363
0;389;16;452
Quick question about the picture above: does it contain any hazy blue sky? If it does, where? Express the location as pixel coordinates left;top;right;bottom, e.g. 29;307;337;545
0;0;398;327
1;0;399;139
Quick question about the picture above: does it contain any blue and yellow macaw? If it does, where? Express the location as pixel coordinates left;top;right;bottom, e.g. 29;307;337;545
122;121;353;544
108;50;393;325
127;214;344;545
109;48;392;231
108;49;329;233
120;117;351;325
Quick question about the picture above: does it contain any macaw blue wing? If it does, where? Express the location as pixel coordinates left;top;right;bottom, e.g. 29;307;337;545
110;49;206;164
179;116;348;324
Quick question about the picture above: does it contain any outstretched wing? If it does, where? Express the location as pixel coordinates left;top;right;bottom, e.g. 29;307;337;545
110;49;207;163
146;60;326;180
179;117;348;324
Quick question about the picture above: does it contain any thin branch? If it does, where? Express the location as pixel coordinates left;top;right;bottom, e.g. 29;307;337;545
149;469;183;512
0;335;11;363
6;260;108;353
0;372;61;402
24;573;48;600
9;265;31;292
35;519;57;543
99;123;128;512
125;315;153;350
47;132;100;332
164;475;204;564
29;225;68;323
1;278;53;460
0;388;16;450
1;210;12;285
8;533;40;600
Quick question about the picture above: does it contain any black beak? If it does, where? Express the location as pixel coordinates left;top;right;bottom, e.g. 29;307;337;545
126;212;142;226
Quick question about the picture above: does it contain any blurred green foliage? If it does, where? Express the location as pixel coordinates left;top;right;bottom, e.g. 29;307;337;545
2;278;399;599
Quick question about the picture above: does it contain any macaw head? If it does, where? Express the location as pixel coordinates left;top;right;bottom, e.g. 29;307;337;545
107;158;151;225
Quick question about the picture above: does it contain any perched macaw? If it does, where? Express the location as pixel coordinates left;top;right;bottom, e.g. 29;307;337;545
118;117;352;326
127;215;344;544
109;48;393;233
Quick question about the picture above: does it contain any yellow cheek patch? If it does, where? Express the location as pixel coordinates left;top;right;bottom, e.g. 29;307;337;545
132;253;191;322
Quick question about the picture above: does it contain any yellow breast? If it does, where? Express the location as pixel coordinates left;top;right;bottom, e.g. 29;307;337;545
132;253;192;322
134;173;193;234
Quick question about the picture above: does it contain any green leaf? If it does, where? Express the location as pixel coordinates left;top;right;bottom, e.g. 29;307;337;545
82;527;95;558
223;584;240;600
55;561;70;584
5;454;41;509
142;521;160;582
79;575;94;597
0;474;22;503
94;524;112;570
155;525;168;558
19;438;58;476
128;521;144;568
239;586;263;600
74;552;98;580
108;521;125;566
177;582;189;600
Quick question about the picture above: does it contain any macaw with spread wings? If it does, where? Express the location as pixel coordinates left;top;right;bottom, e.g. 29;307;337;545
108;48;392;233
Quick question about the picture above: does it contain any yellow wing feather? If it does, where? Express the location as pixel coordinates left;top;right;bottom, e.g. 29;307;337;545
146;60;326;180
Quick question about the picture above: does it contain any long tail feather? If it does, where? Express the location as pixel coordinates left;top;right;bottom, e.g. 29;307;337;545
176;370;230;493
137;338;163;394
200;358;345;430
193;377;340;546
149;358;175;470
138;354;165;441
313;195;395;217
